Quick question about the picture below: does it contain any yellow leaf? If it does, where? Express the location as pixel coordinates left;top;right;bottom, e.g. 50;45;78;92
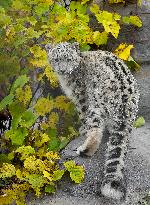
96;11;121;38
15;85;32;106
114;13;121;21
30;45;48;67
114;43;134;60
44;66;59;87
43;170;52;181
34;97;54;116
81;0;91;4
0;163;16;178
35;133;50;147
47;112;59;129
30;59;48;67
30;45;47;58
129;16;142;27
6;26;15;38
109;0;125;3
104;20;120;38
45;151;60;160
90;4;100;14
93;31;108;45
55;96;71;112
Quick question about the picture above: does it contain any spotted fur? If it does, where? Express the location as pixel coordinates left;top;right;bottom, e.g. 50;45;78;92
46;42;139;200
60;0;72;10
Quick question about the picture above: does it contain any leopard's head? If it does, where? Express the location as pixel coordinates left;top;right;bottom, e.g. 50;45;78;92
46;42;81;75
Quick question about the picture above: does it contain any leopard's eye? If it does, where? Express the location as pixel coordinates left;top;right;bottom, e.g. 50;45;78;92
55;59;59;62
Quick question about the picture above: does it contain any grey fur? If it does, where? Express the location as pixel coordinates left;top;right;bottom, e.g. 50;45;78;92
46;42;139;200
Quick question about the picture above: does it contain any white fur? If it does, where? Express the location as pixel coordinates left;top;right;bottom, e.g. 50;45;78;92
58;75;73;98
101;183;123;200
77;128;103;156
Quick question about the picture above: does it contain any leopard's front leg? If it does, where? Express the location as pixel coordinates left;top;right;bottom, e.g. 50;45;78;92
77;110;104;156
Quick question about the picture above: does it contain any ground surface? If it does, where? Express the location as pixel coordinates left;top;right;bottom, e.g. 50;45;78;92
28;1;150;205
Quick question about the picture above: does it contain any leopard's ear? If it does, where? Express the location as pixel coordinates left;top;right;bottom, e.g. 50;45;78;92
71;42;80;51
45;43;53;53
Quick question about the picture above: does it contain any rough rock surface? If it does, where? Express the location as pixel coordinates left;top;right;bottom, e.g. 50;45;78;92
28;1;150;204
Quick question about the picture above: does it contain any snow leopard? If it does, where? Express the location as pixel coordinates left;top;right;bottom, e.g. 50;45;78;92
46;42;139;200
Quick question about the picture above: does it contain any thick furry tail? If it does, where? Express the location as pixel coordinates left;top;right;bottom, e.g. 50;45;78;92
101;127;129;200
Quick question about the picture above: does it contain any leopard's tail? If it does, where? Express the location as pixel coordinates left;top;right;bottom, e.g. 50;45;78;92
101;126;130;200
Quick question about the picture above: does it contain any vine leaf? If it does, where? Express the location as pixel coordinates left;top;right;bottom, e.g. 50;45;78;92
48;129;60;151
133;116;145;128
0;163;16;178
122;16;142;27
95;11;121;38
90;4;100;14
45;184;56;193
5;127;28;145
10;75;29;94
109;0;125;3
114;43;134;60
15;85;32;106
52;170;64;181
19;110;37;128
16;145;35;160
93;31;108;45
81;0;91;4
0;94;14;111
64;160;85;183
126;56;140;71
34;97;53;116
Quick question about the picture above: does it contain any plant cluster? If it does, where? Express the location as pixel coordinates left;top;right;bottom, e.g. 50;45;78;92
0;0;143;204
0;0;142;94
0;74;84;205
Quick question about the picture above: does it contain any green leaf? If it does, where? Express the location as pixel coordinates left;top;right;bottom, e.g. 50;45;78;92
45;184;56;193
52;170;64;181
5;127;28;145
122;16;130;24
64;160;85;184
133;116;145;128
126;56;140;71
47;129;60;151
7;152;15;160
48;136;60;151
10;75;29;94
59;137;70;150
20;110;37;128
0;94;14;111
0;7;12;26
28;174;44;189
9;102;25;129
0;0;12;9
70;1;77;11
122;16;142;27
80;44;91;51
77;2;87;15
34;3;49;17
0;154;10;165
90;4;100;14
